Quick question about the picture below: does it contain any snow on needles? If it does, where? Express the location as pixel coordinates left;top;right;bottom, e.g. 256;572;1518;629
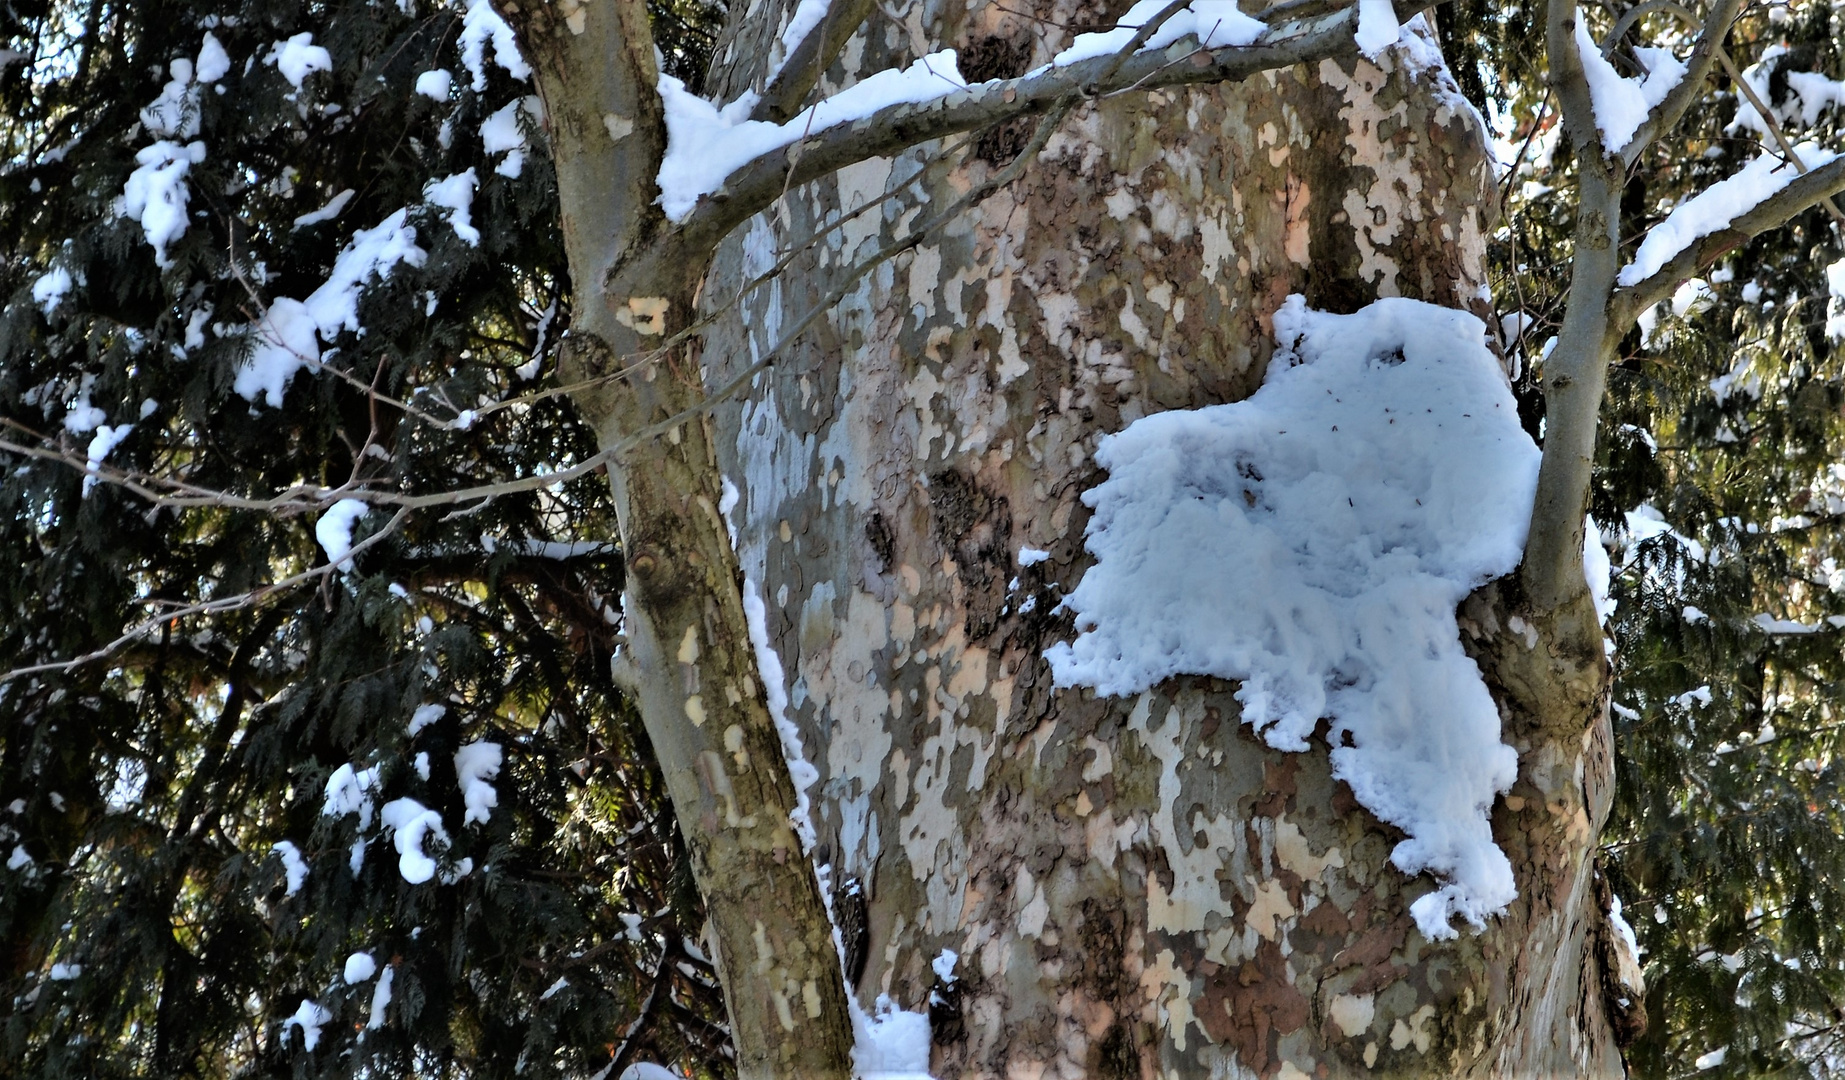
1045;295;1541;940
459;0;530;92
453;741;502;826
1572;18;1686;153
121;140;206;269
236;210;427;406
1619;143;1839;287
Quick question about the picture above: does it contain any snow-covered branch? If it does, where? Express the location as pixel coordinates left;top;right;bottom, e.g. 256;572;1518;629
1612;154;1845;323
673;2;1380;255
1611;0;1743;167
749;0;877;124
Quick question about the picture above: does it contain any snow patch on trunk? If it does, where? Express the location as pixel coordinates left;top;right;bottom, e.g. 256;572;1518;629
1046;295;1540;940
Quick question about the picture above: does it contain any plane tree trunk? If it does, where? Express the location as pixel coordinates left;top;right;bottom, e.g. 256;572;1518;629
508;0;1630;1073
695;8;1627;1078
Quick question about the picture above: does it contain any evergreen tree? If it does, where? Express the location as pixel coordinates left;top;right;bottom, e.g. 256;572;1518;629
12;0;1845;1075
0;0;729;1075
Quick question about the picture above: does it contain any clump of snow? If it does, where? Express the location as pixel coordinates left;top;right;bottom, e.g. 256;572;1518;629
1046;295;1541;940
343;951;377;984
48;962;80;980
292;188;355;230
8;845;32;870
141;58;200;139
1729;46;1845;136
271;840;308;896
459;0;530;92
1018;547;1050;566
770;0;833;81
1354;0;1400;58
656;51;968;222
64;391;105;434
480;98;534;177
268;33;332;90
1619;143;1838;287
367;966;394;1028
424;169;480;245
32;267;73;316
408;703;445;736
315;499;370;571
1584;516;1615;624
282;998;332;1051
1050;0;1264;67
121;140;207;268
539;976;568;1000
1826;257;1845;341
742;579;818;851
196;32;231;84
618;1066;683;1080
379;797;453;885
322;762;381;828
931;948;958;983
182;305;209;352
453;741;502;826
236;209;426;405
415;69;452;100
1572;19;1686;153
852;995;935;1080
82;423;132;496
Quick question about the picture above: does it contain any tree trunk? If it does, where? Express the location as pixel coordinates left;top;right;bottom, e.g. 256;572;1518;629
508;4;856;1076
695;7;1628;1077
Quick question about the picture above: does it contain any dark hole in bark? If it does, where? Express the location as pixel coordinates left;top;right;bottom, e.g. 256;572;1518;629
864;510;895;572
975;116;1038;167
957;34;1033;83
1090;1022;1138;1078
834;875;871;989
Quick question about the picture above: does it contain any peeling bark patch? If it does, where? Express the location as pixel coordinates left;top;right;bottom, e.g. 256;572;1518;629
1195;941;1310;1078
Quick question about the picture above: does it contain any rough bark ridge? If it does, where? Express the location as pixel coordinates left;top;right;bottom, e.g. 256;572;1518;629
697;4;1626;1076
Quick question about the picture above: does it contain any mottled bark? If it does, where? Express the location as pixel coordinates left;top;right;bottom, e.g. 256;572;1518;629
504;2;855;1076
698;6;1628;1077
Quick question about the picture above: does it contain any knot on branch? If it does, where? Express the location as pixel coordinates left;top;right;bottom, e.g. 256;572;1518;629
558;331;616;379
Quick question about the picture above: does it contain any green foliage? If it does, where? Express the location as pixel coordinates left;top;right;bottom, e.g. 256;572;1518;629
0;1;730;1076
1462;0;1845;1073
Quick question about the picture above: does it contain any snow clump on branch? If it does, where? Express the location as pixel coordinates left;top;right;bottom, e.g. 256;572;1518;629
1046;295;1542;941
1571;18;1687;153
1619;143;1839;287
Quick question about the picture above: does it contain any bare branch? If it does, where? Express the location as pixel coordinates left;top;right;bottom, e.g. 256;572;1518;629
677;3;1373;255
0;507;411;684
608;98;1074;464
1611;155;1845;324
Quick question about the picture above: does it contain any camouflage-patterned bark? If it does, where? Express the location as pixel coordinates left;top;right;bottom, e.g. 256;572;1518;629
697;4;1626;1075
